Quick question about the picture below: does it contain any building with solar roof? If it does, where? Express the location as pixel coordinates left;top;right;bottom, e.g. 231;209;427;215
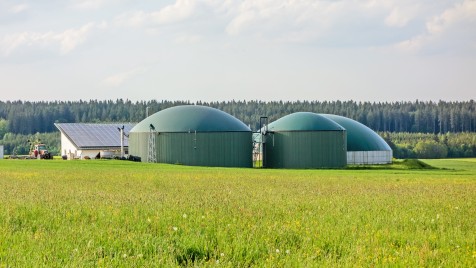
128;105;252;167
262;112;347;168
320;114;392;164
55;123;135;159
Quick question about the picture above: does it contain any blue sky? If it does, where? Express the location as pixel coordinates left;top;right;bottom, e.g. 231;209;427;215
0;0;475;102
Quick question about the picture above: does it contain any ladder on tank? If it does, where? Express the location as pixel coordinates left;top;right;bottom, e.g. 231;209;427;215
253;117;268;168
148;124;157;163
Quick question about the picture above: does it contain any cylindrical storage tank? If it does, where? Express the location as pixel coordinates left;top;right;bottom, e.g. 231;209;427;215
129;105;252;167
264;112;347;168
320;114;392;164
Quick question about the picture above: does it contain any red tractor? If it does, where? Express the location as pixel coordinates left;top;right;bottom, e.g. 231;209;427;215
28;140;53;159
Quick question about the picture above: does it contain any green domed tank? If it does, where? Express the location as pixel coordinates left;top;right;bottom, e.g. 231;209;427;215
129;105;252;167
264;112;347;169
320;114;392;164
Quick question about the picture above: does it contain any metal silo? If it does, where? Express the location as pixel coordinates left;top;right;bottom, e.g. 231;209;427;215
128;105;252;167
264;112;347;168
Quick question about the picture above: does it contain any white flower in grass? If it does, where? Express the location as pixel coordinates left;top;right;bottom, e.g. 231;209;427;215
122;253;127;258
173;226;178;231
220;253;225;257
276;249;280;253
183;213;187;219
286;249;290;254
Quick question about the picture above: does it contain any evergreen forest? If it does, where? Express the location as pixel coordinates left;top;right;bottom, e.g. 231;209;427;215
0;100;475;158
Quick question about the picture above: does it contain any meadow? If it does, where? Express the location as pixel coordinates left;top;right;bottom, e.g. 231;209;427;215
0;159;475;267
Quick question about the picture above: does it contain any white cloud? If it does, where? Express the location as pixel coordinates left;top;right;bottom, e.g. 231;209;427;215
426;0;476;35
396;0;476;53
114;0;197;28
108;0;428;47
225;0;335;38
385;5;419;28
113;0;396;45
0;22;97;56
58;23;96;54
71;0;108;10
229;0;421;46
9;4;30;14
395;35;426;52
151;0;197;24
102;68;146;87
114;11;150;28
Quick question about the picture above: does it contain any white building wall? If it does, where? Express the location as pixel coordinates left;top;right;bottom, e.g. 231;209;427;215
80;150;101;159
0;145;4;159
347;151;392;165
79;150;122;159
60;134;79;159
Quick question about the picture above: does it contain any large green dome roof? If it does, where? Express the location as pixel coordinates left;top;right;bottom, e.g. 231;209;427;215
130;105;251;133
267;112;345;132
320;114;391;151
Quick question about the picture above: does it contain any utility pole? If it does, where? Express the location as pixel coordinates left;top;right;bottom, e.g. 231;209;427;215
118;125;125;158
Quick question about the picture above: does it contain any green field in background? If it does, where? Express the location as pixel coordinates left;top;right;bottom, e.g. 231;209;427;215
0;159;475;267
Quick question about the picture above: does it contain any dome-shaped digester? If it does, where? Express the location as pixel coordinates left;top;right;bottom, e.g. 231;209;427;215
320;114;392;164
129;105;252;167
264;112;347;168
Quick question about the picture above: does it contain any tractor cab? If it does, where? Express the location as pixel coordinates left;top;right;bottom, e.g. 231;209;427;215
36;144;47;152
29;141;53;159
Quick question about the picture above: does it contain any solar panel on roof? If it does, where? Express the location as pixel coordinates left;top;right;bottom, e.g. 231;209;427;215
55;123;136;149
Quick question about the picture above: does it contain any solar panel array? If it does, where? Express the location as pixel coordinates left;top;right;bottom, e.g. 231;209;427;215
55;123;136;148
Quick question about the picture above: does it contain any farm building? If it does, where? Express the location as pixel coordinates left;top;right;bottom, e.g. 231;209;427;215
128;105;252;167
320;114;393;164
262;112;347;169
55;123;135;159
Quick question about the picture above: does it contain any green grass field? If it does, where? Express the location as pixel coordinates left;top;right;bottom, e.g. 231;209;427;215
0;159;475;267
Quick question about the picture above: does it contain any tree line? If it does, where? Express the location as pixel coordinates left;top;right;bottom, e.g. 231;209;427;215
0;99;475;135
381;132;476;159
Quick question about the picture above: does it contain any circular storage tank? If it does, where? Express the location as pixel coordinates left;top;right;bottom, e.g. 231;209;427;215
264;112;347;169
129;105;252;167
320;114;392;164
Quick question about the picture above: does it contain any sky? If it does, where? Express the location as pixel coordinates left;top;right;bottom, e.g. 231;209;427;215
0;0;475;102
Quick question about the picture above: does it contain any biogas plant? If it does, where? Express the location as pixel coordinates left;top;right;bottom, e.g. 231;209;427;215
126;105;392;169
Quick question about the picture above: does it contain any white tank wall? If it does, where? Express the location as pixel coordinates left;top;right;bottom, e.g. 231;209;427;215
0;145;4;159
347;151;392;165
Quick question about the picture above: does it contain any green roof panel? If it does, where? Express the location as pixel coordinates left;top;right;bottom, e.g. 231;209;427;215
130;105;251;133
320;114;391;151
267;112;345;132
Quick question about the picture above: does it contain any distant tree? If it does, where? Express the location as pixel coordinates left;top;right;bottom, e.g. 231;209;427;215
0;119;8;139
414;140;448;159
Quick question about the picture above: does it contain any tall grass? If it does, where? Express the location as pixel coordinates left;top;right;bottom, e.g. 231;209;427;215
0;160;475;267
